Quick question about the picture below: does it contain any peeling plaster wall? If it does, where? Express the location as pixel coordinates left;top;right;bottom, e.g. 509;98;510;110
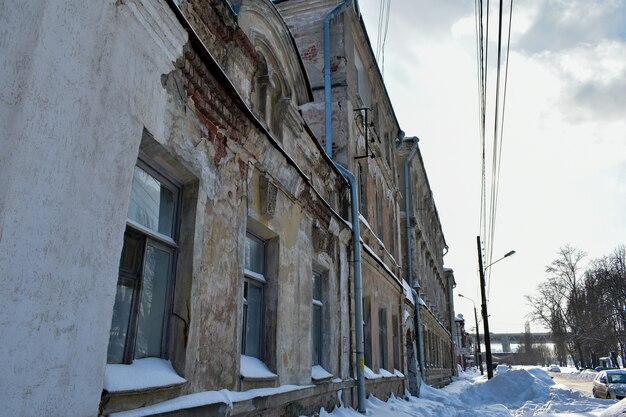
0;0;409;414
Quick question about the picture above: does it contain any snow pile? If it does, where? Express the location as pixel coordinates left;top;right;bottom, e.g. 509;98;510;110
310;367;614;417
600;398;626;417
577;369;600;381
460;369;552;408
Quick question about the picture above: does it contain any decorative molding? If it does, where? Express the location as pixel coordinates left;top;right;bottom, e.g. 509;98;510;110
259;175;278;217
126;0;187;64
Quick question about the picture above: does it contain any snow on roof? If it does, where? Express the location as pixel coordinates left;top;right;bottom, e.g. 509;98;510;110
417;296;426;306
358;214;372;231
401;279;415;306
362;242;400;284
403;309;411;323
104;358;186;393
240;355;277;379
358;214;387;250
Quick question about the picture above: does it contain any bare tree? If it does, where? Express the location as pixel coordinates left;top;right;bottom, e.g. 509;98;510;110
528;245;626;369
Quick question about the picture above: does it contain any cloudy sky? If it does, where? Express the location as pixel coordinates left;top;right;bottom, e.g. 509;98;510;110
359;0;626;334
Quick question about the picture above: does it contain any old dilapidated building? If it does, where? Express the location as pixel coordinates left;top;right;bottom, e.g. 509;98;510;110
275;0;410;398
398;141;457;388
1;0;355;415
1;0;457;415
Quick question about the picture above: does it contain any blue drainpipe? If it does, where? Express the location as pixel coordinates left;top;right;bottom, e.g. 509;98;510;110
323;0;366;413
334;163;366;413
402;137;425;382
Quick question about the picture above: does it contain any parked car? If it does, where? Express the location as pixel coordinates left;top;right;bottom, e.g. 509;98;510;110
495;364;510;374
592;369;626;399
548;364;561;373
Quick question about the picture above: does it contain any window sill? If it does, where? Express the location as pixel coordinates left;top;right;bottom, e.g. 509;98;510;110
311;365;333;383
104;357;187;394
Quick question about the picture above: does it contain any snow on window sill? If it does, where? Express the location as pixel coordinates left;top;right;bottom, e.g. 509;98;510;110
104;358;187;393
311;365;333;381
109;384;312;417
240;355;277;380
363;365;403;380
363;365;381;379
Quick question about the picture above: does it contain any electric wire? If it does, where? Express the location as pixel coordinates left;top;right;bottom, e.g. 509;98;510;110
487;0;505;296
381;0;392;75
476;0;488;272
487;0;514;299
376;1;385;60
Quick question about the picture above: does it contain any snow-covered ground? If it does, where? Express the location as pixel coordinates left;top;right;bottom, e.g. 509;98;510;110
309;367;626;417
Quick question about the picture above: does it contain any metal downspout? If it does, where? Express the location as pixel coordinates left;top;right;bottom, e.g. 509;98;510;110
334;163;366;414
403;137;425;382
323;1;365;412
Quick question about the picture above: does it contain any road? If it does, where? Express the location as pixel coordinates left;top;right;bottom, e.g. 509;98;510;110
550;372;594;397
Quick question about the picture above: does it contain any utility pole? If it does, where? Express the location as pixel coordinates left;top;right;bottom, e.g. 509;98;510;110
477;236;494;379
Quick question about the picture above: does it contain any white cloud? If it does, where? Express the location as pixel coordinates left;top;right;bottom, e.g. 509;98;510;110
359;0;626;333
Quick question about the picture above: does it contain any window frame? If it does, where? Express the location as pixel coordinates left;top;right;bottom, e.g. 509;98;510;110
379;308;388;370
392;314;400;371
311;271;324;366
108;159;181;365
242;232;267;359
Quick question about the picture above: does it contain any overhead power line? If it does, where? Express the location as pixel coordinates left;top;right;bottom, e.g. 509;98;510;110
474;0;515;298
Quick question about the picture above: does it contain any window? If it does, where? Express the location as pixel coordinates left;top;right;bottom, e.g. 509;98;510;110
242;233;266;359
312;272;323;365
379;308;387;370
358;163;367;216
376;186;383;237
364;297;372;368
389;211;395;258
354;50;370;106
392;314;400;371
107;162;180;364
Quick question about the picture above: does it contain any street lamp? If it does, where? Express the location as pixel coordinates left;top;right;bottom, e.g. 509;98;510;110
458;294;483;375
476;236;515;379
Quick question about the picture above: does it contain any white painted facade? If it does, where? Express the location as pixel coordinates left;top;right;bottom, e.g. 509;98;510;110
0;2;187;415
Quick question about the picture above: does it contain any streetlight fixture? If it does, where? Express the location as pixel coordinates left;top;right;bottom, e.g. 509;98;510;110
476;236;515;379
458;293;483;375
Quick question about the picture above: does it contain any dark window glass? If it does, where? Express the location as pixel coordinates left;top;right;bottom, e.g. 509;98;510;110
107;163;178;364
379;308;387;370
242;233;265;359
312;272;323;365
392;314;400;370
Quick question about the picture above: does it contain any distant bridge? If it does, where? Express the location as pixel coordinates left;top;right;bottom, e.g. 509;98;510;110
490;332;554;345
468;332;554;353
